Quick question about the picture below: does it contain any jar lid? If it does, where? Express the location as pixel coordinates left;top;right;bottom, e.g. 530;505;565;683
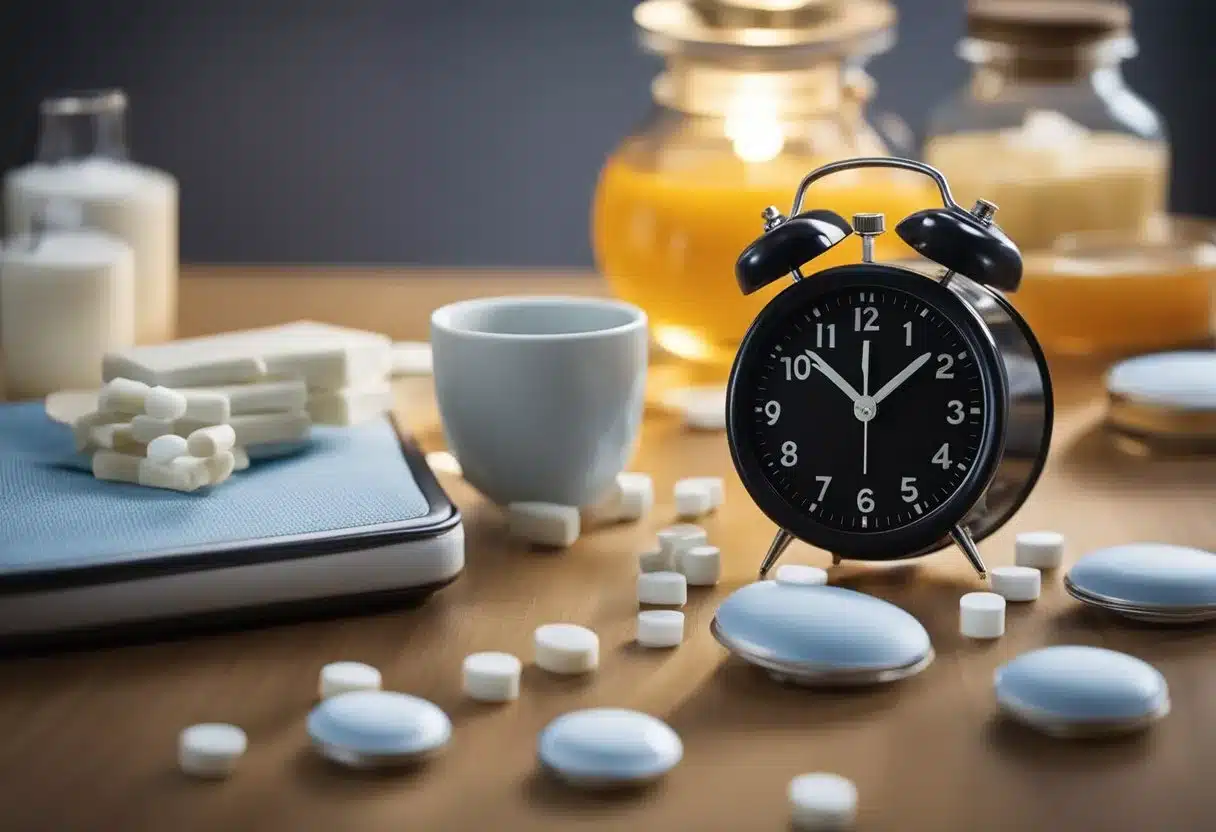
634;0;895;65
967;0;1130;49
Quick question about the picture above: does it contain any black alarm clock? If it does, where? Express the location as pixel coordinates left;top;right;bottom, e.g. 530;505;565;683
726;157;1054;580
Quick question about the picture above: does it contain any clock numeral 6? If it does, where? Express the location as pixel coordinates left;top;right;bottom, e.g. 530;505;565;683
764;400;781;425
901;477;919;503
780;441;798;467
946;400;965;425
854;306;879;332
856;487;874;514
781;355;812;381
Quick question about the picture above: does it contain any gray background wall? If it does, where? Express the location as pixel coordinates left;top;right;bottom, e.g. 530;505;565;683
0;0;1211;267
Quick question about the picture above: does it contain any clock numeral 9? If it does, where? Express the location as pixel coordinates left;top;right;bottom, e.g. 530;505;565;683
780;441;798;467
856;487;874;514
946;400;965;425
764;400;781;425
854;306;879;332
781;355;812;381
901;477;919;503
935;354;955;379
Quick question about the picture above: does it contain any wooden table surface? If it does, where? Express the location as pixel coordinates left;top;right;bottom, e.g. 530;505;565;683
3;268;1216;831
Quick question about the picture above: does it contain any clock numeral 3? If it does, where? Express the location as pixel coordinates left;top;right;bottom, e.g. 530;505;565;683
901;477;919;503
781;355;812;381
764;400;781;425
780;441;798;467
854;306;879;332
932;443;951;469
935;354;955;379
856;488;875;513
946;400;965;425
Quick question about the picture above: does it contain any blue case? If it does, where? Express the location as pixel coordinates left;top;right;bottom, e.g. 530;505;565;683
0;403;463;649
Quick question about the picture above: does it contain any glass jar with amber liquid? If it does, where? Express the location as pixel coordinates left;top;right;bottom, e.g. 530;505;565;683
593;0;935;392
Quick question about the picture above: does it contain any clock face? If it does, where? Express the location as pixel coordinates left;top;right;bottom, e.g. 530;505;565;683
728;265;1005;559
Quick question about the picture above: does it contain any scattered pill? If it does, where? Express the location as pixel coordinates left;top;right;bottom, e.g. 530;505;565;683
130;414;176;444
674;479;713;519
92;450;142;484
71;409;125;450
178;723;247;779
187;424;237;458
175;410;311;447
318;661;382;700
657;524;707;563
307;691;452;769
507;502;580;548
636;610;685;648
145;385;189;420
776;564;829;587
960;591;1006;639
639;547;673;573
146;433;190;464
391;341;433;376
180;390;231;425
674;386;726;432
232;447;250;471
88;421;134;451
1016;531;1065;570
97;377;149;416
991;565;1041;602
681;476;724;510
680;544;722;586
1066;542;1216;621
789;772;858;830
534;623;600;675
638;571;688;607
462;651;523;702
425;450;462;476
616;472;654;520
204;451;237;484
138;457;210;493
538;708;683;788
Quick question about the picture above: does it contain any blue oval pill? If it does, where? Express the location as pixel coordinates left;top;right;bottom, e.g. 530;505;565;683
1067;543;1216;610
538;708;682;788
307;690;451;767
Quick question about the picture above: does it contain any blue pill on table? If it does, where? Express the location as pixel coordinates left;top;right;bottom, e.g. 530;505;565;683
307;690;452;769
1065;542;1216;623
538;708;683;789
994;645;1169;738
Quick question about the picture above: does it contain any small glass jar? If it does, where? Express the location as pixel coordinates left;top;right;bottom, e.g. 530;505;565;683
923;0;1168;254
593;0;935;388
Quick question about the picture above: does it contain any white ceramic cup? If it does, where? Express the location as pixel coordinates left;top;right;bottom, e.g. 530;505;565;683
431;295;648;507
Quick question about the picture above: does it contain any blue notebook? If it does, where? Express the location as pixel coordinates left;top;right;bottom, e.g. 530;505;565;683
0;403;464;646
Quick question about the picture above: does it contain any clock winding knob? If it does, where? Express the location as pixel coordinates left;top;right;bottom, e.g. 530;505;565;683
853;212;885;263
761;205;787;231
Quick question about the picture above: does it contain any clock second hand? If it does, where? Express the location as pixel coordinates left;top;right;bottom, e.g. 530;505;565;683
861;340;870;477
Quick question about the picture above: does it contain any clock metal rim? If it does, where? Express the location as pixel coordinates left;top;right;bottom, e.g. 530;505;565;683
725;263;1008;561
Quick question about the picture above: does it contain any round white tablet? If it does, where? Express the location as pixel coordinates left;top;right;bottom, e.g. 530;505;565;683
960;592;1005;639
674;480;713;519
145;385;189;420
534;623;599;675
462;651;522;702
178;723;247;779
789;772;857;830
391;341;433;376
1016;531;1065;569
682;476;724;510
146;433;189;464
307;690;451;768
776;564;829;587
318;661;382;700
637;610;685;648
638;571;688;606
680;544;722;586
671;386;727;432
638;547;672;574
538;708;683;788
657;524;707;560
990;565;1041;602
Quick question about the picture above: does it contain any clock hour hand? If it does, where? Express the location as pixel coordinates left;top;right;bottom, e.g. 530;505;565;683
870;352;932;405
804;350;862;404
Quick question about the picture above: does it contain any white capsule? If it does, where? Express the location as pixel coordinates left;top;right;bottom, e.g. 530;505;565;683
130;414;176;444
638;571;687;607
178;723;247;779
88;421;140;454
1016;531;1065;570
657;524;707;564
636;610;685;648
97;377;150;416
181;390;232;425
146;433;189;464
92;451;143;484
776;564;829;587
674;386;726;432
145;385;189;420
187;424;237;458
318;661;382;700
71;409;126;450
507;502;580;548
990;565;1041;602
674;479;713;519
533;623;599;675
462;651;522;702
204;451;237;485
138;457;209;493
960;591;1006;639
639;547;673;574
232;447;250;471
679;544;722;586
789;772;858;830
681;476;724;510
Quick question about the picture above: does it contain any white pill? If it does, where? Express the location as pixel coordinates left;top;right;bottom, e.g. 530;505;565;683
462;651;523;702
657;524;707;563
990;565;1041;602
1016;530;1065;570
232;447;251;471
88;422;140;453
534;623;599;675
507;502;580;548
639;547;673;573
636;610;685;648
638;571;688;606
680;544;722;586
681;476;724;510
178;723;247;779
145;385;189;420
204;451;237;485
676;387;726;432
789;772;858;830
391;341;433;376
776;564;829;587
674;479;713;519
425;450;462;476
71;409;125;450
187;424;237;457
97;377;149;416
138;457;209;493
130;414;176;443
92;450;142;484
615;472;655;521
146;433;189;463
960;591;1006;639
182;391;231;424
319;661;382;700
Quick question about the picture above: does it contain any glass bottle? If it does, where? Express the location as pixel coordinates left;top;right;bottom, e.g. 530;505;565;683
593;0;935;387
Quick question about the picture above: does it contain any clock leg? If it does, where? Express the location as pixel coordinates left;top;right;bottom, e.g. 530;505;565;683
758;528;795;579
950;524;988;578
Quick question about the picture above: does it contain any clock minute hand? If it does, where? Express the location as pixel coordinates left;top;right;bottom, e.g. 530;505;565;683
871;352;933;405
805;350;862;404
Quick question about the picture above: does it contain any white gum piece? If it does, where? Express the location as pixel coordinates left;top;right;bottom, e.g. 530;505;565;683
187;424;237;457
181;391;232;424
130;414;177;444
137;457;210;492
179;379;308;416
175;411;311;447
231;447;250;471
72;410;126;450
144;386;190;420
103;353;268;388
204;451;237;485
92;451;143;484
97;378;150;416
146;434;190;464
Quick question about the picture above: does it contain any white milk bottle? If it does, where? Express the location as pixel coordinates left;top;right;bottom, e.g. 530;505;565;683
0;205;136;400
4;90;179;345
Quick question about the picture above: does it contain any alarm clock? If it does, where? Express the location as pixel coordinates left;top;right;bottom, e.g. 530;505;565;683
726;157;1053;579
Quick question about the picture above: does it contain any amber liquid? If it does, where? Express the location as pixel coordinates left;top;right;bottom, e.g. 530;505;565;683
593;154;936;380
